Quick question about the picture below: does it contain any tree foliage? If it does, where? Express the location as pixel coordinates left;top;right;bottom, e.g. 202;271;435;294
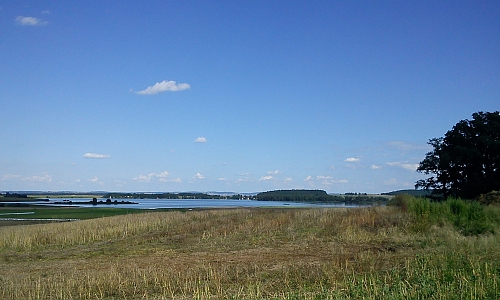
416;111;500;199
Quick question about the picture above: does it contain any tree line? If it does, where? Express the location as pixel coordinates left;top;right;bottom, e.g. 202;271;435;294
103;192;255;200
256;190;389;205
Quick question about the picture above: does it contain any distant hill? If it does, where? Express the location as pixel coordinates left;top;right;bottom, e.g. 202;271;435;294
382;189;432;197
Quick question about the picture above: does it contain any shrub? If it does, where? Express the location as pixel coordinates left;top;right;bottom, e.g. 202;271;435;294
401;196;498;235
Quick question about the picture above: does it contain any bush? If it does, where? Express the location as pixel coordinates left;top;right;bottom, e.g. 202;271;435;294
397;196;498;236
387;194;413;212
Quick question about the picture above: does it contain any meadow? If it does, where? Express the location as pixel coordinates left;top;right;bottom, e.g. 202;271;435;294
0;196;499;299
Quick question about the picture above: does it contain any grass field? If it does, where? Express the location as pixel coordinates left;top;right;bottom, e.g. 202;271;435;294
0;197;499;299
0;206;148;220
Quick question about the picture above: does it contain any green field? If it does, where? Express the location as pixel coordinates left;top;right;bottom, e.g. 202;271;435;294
0;206;145;220
0;196;499;299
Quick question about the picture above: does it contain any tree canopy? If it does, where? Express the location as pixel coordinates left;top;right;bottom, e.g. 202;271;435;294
416;111;500;199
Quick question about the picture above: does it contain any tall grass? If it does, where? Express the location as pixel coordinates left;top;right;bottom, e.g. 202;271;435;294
0;206;499;299
390;194;500;235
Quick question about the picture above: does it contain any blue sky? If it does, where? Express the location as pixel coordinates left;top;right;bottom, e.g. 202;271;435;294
1;1;499;193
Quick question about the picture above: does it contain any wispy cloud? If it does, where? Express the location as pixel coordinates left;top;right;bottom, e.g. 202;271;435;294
304;175;347;185
383;177;414;188
371;164;382;169
194;137;207;143
88;176;99;183
1;174;22;181
267;170;279;175
345;157;360;162
2;173;51;182
388;141;430;151
259;175;273;181
26;173;52;182
16;16;48;26
41;10;50;14
387;162;419;171
136;80;190;95
83;153;110;159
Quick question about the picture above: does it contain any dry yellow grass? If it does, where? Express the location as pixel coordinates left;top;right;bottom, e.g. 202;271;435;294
0;207;498;299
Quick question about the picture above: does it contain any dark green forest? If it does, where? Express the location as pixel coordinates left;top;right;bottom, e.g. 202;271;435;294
103;192;249;200
256;190;389;205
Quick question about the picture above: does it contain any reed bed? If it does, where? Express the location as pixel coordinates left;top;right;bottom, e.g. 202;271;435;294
0;205;498;299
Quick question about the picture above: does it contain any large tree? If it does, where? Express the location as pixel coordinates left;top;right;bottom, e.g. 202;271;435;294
416;111;500;199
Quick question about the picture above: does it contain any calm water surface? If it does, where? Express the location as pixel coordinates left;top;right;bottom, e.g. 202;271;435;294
30;198;357;209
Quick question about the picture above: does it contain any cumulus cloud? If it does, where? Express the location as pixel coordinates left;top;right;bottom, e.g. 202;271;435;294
194;137;207;143
194;172;205;179
133;171;172;182
136;80;190;95
16;16;48;26
259;175;273;181
83;153;110;159
345;157;360;162
304;175;313;181
267;170;279;175
371;164;382;169
387;162;419;171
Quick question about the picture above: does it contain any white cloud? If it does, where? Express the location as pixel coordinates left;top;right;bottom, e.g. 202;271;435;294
41;10;50;14
83;153;110;159
1;174;21;180
133;174;151;182
310;175;348;185
194;172;205;179
388;141;430;151
283;177;293;183
259;175;273;181
136;80;190;95
304;175;313;181
2;173;52;182
218;177;227;181
194;137;207;143
371;164;382;169
88;176;99;183
16;16;48;26
267;170;279;175
133;171;171;182
387;162;419;171
330;165;335;170
345;157;360;162
25;173;52;182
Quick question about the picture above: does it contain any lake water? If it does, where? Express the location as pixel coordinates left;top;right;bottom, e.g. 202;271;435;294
18;198;358;209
